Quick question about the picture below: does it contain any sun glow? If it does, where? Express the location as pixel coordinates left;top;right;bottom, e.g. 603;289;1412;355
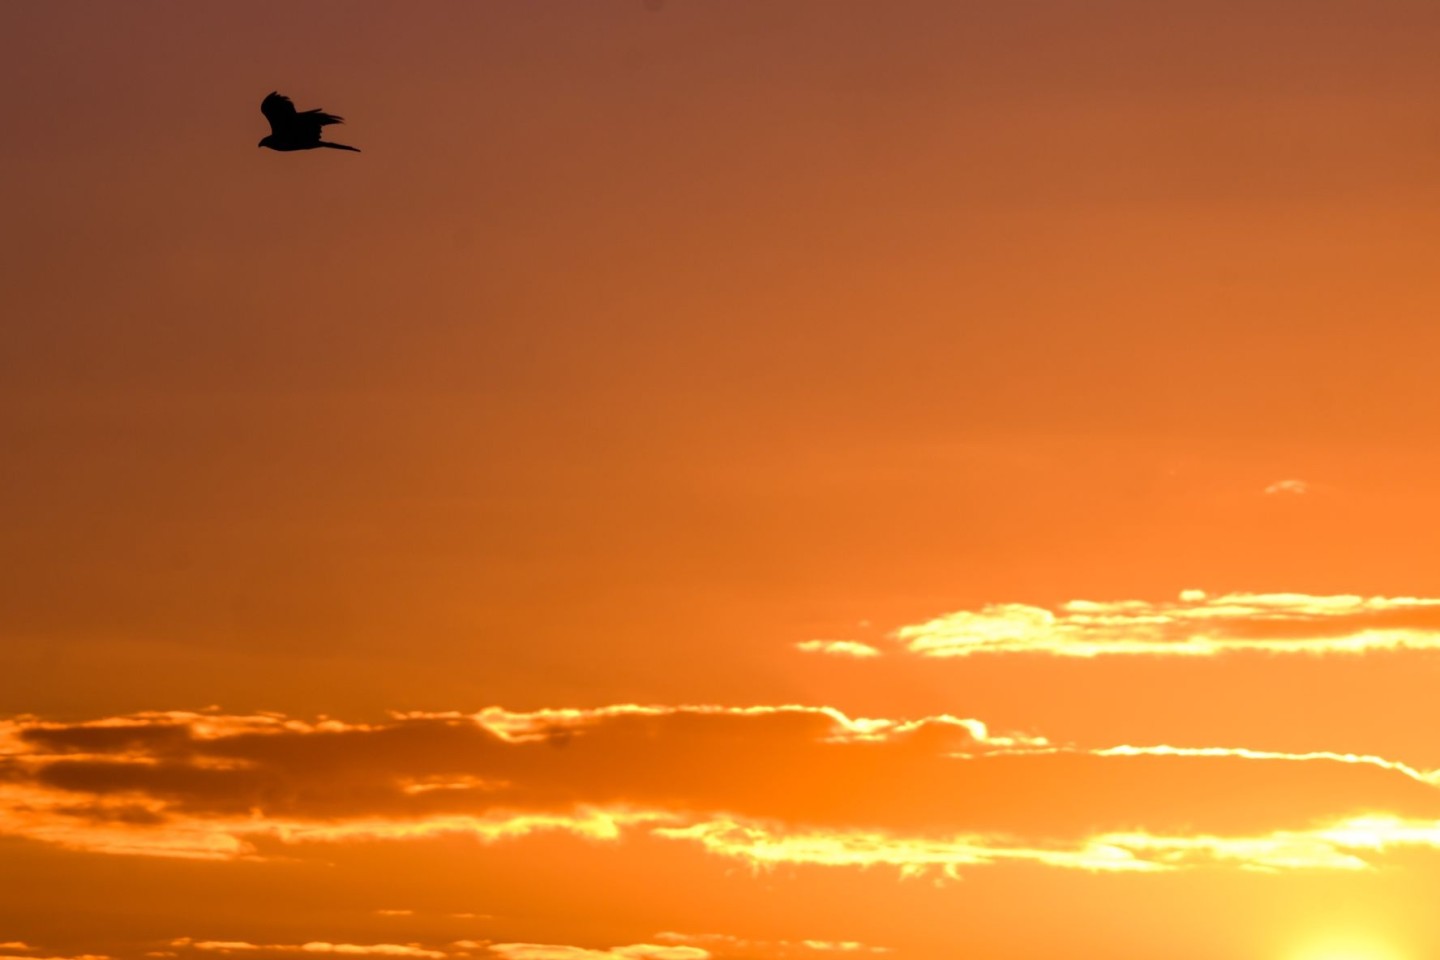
1290;936;1406;960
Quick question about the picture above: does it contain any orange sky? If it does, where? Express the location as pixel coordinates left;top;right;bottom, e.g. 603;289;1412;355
6;2;1440;958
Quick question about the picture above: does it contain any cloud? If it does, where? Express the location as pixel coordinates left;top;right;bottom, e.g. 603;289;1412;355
885;590;1440;657
793;641;882;659
1264;479;1310;495
0;706;1034;861
486;946;706;960
163;942;710;960
1087;744;1437;786
158;938;885;960
654;815;1396;874
651;933;889;958
7;705;1440;874
172;941;445;959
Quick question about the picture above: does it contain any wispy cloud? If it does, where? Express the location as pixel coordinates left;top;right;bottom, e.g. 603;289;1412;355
793;641;882;659
8;706;1440;874
157;936;888;960
652;933;889;957
656;814;1439;874
173;942;445;959
486;946;707;960
875;590;1440;657
1263;479;1311;495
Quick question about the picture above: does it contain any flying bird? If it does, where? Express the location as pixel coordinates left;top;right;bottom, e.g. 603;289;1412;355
258;91;360;153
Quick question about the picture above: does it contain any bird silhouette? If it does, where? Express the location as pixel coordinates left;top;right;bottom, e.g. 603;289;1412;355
258;91;360;153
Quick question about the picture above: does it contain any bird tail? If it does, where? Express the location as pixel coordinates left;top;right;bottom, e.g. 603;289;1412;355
318;141;361;152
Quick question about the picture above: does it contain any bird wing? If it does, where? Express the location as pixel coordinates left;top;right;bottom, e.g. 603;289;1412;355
299;108;345;132
260;91;297;136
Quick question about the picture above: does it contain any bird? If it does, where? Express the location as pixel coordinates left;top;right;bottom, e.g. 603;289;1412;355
258;91;360;153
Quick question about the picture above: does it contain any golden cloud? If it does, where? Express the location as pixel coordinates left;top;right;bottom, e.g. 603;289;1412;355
4;705;1440;875
486;945;707;960
865;590;1440;657
651;932;890;957
173;944;445;960
792;641;882;659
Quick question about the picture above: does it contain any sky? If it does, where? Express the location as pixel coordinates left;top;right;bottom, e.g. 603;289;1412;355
5;1;1440;958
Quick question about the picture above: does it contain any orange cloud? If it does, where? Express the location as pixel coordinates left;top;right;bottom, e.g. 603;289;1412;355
160;936;884;960
792;641;882;659
865;590;1440;657
651;933;890;957
172;941;445;959
486;945;707;960
7;706;1440;874
654;815;1397;874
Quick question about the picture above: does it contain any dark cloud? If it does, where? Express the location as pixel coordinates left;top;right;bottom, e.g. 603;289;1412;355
5;706;1439;858
20;722;196;756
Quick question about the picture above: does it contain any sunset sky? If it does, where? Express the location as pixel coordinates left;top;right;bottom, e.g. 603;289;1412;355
7;2;1440;958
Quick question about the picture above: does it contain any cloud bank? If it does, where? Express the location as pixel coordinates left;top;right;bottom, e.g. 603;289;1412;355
800;591;1440;658
153;936;885;960
6;705;1440;874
